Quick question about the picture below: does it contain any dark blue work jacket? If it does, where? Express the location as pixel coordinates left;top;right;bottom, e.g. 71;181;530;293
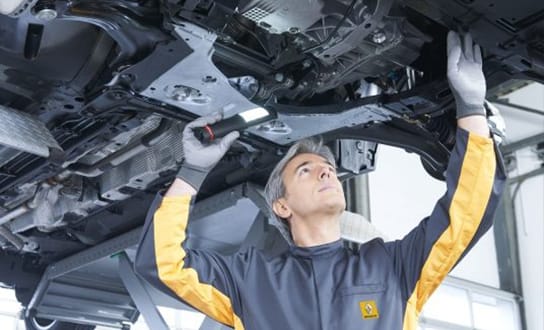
135;128;505;330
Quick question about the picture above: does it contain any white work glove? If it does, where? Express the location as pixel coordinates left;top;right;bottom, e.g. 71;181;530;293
447;31;487;118
177;113;240;190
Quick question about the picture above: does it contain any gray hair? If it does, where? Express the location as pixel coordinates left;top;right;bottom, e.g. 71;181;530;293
264;137;336;240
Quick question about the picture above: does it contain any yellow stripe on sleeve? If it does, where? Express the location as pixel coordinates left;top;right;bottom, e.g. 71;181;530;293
153;196;244;330
403;133;496;330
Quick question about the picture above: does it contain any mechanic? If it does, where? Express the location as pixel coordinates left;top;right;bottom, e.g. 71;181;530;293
135;31;506;330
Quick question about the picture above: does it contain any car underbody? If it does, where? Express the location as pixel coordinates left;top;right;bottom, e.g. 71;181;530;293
0;0;542;328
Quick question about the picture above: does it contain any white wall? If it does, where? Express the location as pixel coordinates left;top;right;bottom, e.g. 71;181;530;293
368;144;500;287
496;82;544;330
512;154;544;330
368;82;544;330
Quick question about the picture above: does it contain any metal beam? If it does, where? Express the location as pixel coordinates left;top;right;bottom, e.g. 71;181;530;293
0;224;24;250
501;133;544;155
492;99;544;117
46;227;143;279
117;252;169;330
493;188;524;294
343;174;371;220
493;185;527;329
508;166;544;185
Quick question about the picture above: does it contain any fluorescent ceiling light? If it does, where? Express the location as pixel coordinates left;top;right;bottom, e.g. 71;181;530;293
239;107;269;123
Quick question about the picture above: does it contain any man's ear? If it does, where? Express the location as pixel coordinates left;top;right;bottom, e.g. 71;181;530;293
272;198;291;220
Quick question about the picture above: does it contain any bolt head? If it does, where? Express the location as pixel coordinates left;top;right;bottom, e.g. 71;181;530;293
36;9;57;21
274;73;284;82
289;27;300;34
372;31;387;44
202;75;217;83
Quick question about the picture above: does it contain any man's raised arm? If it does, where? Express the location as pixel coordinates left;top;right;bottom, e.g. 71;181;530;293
385;31;506;329
134;115;244;328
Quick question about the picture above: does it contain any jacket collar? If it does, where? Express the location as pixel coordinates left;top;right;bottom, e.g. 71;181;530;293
289;239;343;257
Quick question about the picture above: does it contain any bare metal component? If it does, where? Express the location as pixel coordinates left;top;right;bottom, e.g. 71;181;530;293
99;124;184;200
0;147;21;168
372;30;387;44
1;183;41;211
251;77;390;144
141;23;260;118
406;66;416;90
33;0;57;21
303;0;393;62
166;84;210;103
356;80;382;97
23;240;39;252
0;224;24;250
67;115;165;177
338;139;377;175
0;204;30;226
3;117;182;233
240;1;321;34
485;100;507;145
247;103;392;144
0;104;62;157
143;22;394;145
8;182;103;234
35;8;57;21
256;120;292;135
228;76;260;99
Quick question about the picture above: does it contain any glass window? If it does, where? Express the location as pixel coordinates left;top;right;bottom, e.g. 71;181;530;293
472;293;518;330
419;277;521;330
421;284;472;327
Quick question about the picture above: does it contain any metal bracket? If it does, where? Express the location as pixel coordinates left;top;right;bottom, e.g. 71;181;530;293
337;139;377;175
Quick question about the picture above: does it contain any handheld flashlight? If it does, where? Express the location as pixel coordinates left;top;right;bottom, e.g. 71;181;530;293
193;107;273;143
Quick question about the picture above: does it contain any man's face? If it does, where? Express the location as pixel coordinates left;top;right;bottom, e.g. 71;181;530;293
273;153;346;221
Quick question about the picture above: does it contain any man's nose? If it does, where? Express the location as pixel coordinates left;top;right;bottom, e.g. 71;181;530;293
318;166;331;180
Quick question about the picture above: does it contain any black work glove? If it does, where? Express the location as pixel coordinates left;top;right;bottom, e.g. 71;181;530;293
447;31;487;118
177;113;239;190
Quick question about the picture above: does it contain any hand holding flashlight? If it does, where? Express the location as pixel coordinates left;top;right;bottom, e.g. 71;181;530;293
193;107;272;143
177;113;239;190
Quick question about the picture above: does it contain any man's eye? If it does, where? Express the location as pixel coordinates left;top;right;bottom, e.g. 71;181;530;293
299;167;310;175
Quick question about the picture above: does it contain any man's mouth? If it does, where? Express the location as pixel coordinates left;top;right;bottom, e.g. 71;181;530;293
318;185;336;192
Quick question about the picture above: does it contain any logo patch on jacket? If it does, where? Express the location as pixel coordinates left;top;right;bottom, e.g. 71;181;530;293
359;300;379;319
